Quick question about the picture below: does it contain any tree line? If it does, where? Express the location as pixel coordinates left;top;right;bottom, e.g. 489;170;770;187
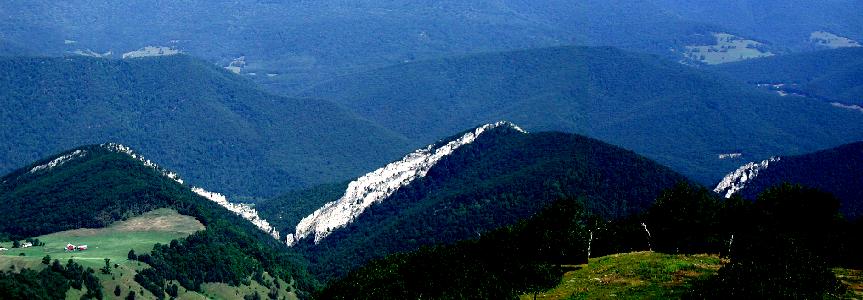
320;182;863;298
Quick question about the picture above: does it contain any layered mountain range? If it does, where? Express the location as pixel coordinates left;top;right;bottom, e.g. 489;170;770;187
299;46;863;185
2;2;862;297
6;0;859;93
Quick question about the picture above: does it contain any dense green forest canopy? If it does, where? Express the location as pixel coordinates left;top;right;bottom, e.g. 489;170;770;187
0;259;103;300
0;55;410;198
318;196;590;299
301;46;863;185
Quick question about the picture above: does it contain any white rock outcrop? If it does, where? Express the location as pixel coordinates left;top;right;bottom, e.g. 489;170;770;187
714;157;780;198
122;46;180;59
192;187;280;240
30;150;87;173
287;121;526;246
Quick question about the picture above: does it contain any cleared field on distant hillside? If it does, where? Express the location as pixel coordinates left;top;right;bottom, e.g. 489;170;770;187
0;209;298;299
0;208;203;268
684;33;773;64
0;209;203;299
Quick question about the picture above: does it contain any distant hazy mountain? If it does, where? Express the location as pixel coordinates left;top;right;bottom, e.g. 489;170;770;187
0;144;316;297
651;0;863;51
711;48;863;105
5;1;859;91
716;141;863;219
0;0;722;92
0;55;410;197
299;46;863;185
259;122;688;281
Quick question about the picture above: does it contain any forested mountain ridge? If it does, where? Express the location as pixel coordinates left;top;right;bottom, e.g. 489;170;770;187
710;47;863;105
716;141;863;219
0;143;317;298
299;46;863;185
259;122;689;282
0;55;411;198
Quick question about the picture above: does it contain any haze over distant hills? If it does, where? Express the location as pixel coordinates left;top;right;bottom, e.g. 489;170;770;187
0;55;411;198
300;46;863;185
652;0;863;51
711;48;863;105
8;0;858;92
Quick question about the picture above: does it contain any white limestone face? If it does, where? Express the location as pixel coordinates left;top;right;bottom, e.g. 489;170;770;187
718;153;742;160
70;49;113;58
225;56;246;74
714;157;781;198
30;150;87;173
831;102;863;113
191;187;280;240
122;46;180;59
287;121;526;246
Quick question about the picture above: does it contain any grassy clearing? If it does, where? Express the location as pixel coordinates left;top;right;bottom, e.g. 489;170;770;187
810;31;861;49
198;273;297;300
94;259;164;300
684;33;773;64
521;252;726;300
0;208;203;269
1;209;204;299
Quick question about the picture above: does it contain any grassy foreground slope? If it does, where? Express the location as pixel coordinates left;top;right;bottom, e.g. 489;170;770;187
521;252;725;300
523;252;863;300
